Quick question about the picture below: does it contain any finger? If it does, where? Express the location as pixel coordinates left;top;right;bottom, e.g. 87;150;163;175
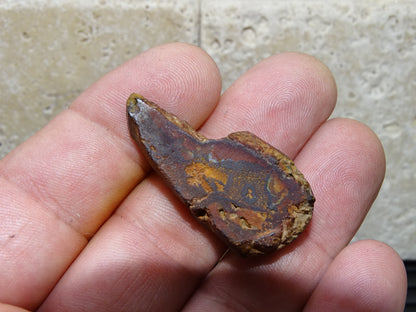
303;240;407;311
1;42;221;237
40;53;339;311
0;303;30;312
297;119;386;255
201;52;337;158
0;43;221;310
183;119;387;311
39;173;226;311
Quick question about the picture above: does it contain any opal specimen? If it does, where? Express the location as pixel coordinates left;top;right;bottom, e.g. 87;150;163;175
127;93;314;256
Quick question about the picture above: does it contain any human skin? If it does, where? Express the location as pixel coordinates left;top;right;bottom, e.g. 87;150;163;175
0;43;407;311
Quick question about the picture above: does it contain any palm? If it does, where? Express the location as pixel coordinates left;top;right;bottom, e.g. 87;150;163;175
0;43;406;312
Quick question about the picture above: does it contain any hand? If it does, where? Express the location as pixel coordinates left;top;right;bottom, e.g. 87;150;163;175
0;43;407;311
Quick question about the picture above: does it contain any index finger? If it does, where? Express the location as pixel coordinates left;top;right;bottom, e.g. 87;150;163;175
0;43;221;309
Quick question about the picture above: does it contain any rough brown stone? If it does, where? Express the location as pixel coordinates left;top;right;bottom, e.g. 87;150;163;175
127;93;314;256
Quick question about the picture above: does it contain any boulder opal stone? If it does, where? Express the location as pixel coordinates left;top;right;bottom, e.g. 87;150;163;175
127;93;314;256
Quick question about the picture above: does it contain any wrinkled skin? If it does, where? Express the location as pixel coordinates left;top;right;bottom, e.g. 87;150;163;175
0;43;407;311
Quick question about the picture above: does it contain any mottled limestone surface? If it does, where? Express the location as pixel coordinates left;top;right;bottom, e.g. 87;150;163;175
1;0;415;258
0;0;199;157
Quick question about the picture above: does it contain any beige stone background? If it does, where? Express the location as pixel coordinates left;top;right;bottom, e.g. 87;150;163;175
0;0;415;258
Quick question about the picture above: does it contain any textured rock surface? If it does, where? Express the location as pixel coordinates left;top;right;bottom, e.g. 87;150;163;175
1;0;415;258
127;94;314;256
0;0;199;158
